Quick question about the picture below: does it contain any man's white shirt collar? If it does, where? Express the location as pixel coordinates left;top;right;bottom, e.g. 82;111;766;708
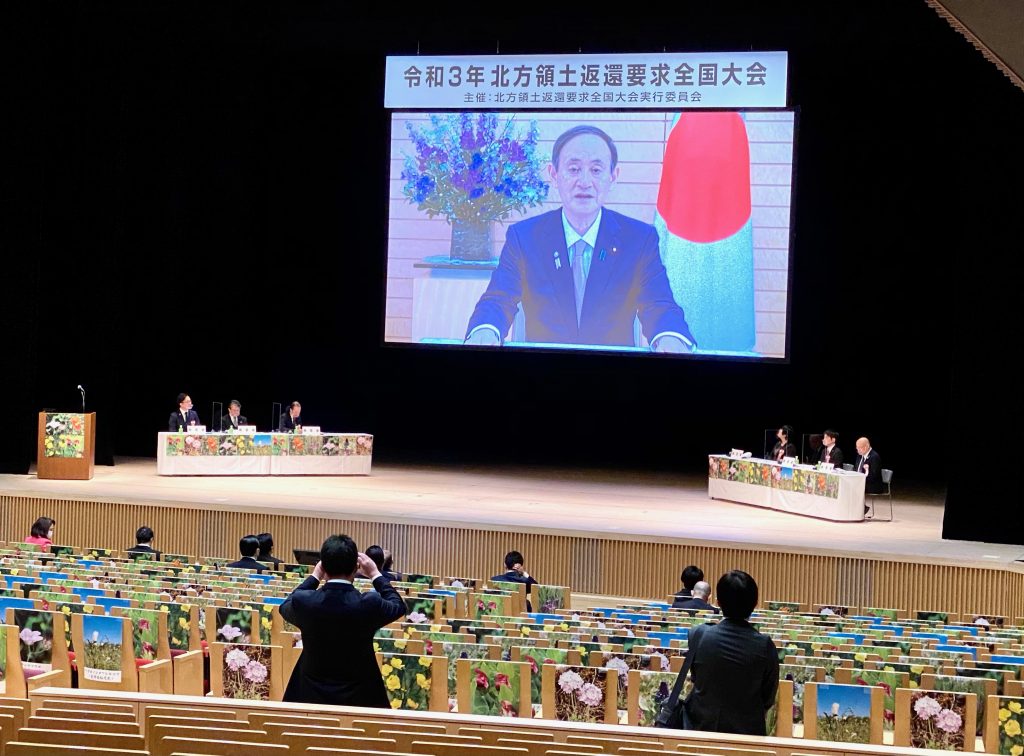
562;209;602;251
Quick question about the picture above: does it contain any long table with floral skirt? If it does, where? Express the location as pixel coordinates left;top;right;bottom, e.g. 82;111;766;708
707;454;866;522
157;431;373;476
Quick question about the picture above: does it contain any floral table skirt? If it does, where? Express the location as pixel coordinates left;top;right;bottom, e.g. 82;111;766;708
157;432;373;476
707;455;865;522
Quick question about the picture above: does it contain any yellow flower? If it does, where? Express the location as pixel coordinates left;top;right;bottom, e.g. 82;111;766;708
390;698;402;709
391;658;404;669
1011;702;1023;714
430;624;442;633
1005;719;1022;737
261;617;272;630
406;699;419;709
521;627;531;636
560;622;569;631
416;673;431;690
381;664;393;677
910;664;924;674
61;606;71;616
179;617;189;630
181;605;192;612
385;674;401;691
159;605;170;613
883;666;895;673
576;646;586;654
82;605;94;614
395;639;407;650
854;652;867;662
171;636;182;646
1001;709;1012;722
909;681;918;688
1012;746;1023;756
373;642;380;652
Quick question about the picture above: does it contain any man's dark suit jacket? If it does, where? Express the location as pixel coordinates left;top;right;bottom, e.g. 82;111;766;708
226;556;266;573
817;445;844;467
672;596;719;614
490;571;539;611
127;545;159;556
279;413;302;432
856;449;884;494
281;575;407;706
168;409;200;432
683;618;779;735
220;414;248;431
466;208;695;348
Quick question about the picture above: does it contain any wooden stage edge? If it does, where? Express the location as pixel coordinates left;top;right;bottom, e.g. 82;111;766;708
1;457;1023;618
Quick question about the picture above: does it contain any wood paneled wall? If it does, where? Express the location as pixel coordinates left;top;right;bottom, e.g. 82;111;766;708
3;494;1021;618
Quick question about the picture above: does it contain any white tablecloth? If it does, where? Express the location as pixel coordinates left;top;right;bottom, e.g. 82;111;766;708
708;455;865;522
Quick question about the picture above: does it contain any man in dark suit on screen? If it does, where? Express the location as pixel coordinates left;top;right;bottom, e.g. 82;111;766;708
220;399;247;431
281;534;407;707
465;125;695;352
168;393;200;432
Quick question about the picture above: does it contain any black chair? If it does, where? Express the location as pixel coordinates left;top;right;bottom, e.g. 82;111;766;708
865;469;894;521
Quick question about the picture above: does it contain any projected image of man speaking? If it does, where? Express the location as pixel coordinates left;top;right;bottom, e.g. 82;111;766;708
464;125;696;352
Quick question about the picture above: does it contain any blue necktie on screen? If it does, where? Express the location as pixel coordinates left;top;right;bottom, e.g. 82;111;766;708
571;239;592;326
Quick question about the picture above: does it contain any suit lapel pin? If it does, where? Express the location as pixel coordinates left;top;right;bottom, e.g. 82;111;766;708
553;250;562;270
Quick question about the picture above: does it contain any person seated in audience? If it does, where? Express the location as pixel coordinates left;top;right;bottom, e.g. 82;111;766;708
279;401;302;432
365;544;402;582
491;550;539;610
226;535;266;572
256;532;283;566
281;534;407;706
674;580;719;615
168;393;200;432
816;428;843;467
770;425;797;462
127;526;159;555
25;517;56;547
673;564;704;604
677;570;778;735
220;399;247;431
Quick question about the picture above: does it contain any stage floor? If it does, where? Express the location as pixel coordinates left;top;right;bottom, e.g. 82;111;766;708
2;458;1022;569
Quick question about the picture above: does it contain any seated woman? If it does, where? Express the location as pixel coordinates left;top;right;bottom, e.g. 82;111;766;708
770;425;797;462
25;516;56;547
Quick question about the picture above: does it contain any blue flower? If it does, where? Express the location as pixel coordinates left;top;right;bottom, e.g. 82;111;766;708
469;188;484;199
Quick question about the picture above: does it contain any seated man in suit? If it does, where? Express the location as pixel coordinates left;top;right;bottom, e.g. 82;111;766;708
816;429;843;467
220;399;247;431
126;526;159;558
855;436;884;515
672;565;704;606
168;393;200;432
491;550;539;611
281;534;407;706
279;401;302;432
674;580;719;615
226;535;266;572
465;125;695;352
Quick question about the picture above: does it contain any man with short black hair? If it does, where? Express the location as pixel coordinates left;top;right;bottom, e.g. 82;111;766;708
675;570;778;735
221;400;247;431
227;535;265;572
491;550;539;611
817;429;843;467
168;393;200;432
673;565;705;606
281;534;407;706
127;526;158;556
279;401;302;432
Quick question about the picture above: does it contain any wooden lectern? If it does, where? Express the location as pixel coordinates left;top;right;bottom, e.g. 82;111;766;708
37;411;96;480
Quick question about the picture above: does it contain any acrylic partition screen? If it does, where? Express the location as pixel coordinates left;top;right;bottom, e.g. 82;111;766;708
385;110;795;360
